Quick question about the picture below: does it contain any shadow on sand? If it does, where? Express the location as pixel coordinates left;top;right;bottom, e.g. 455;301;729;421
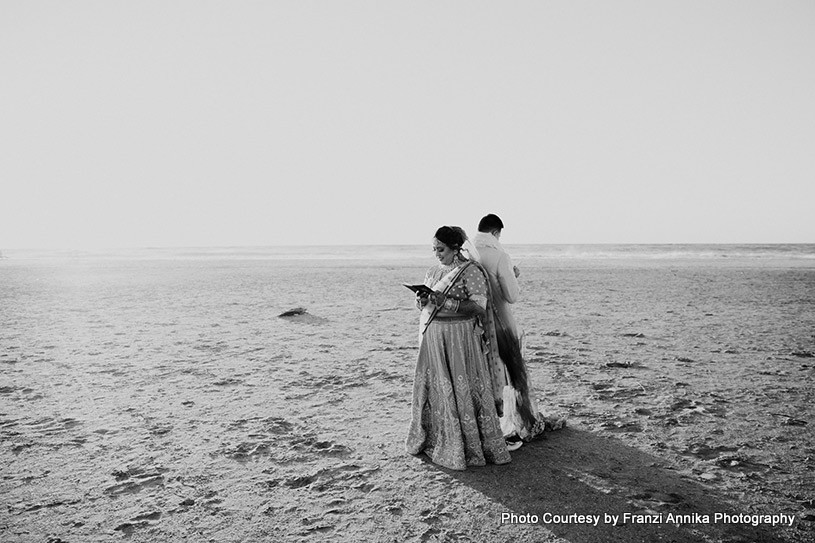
436;428;795;543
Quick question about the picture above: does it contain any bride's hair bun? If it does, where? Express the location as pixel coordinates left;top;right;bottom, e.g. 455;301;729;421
434;226;466;251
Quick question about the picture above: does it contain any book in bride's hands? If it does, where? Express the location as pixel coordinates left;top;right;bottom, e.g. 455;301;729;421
404;283;435;296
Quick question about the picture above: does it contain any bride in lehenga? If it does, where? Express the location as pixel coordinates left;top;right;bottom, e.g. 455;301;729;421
405;225;512;470
406;225;560;470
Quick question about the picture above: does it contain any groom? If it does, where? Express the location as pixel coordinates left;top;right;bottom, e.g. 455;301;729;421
473;214;521;341
474;214;532;449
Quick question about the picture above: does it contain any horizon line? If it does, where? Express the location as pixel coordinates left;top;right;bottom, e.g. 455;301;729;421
3;241;815;252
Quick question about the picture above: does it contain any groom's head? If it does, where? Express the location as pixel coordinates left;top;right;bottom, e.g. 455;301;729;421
478;214;504;237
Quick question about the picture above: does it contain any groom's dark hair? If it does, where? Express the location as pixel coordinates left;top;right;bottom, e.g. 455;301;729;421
478;214;504;233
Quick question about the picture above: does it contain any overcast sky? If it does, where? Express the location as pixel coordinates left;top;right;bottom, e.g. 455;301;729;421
2;1;814;249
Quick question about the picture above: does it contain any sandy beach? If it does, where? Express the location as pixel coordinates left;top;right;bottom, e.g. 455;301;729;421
2;249;814;542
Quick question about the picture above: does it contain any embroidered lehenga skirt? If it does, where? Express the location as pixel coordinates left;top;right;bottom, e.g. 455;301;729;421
406;316;511;470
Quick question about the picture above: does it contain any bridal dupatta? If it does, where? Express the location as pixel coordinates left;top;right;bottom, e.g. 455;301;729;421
491;303;538;432
419;259;508;416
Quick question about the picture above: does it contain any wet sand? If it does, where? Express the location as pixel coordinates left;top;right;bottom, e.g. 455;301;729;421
1;256;814;542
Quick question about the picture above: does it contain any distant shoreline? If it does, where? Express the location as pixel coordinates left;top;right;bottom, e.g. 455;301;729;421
1;243;814;264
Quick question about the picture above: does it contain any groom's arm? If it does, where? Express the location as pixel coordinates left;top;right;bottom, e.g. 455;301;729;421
497;253;520;303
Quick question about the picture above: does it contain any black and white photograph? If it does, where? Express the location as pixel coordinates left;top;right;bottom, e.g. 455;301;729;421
2;2;814;542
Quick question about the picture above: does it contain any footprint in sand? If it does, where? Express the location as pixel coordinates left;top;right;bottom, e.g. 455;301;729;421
283;371;369;392
218;416;352;463
591;382;645;402
0;385;45;400
105;466;169;497
113;511;162;537
24;417;82;435
420;527;442;542
5;416;87;452
628;490;684;511
712;454;768;473
267;463;381;494
683;443;739;461
600;420;644;433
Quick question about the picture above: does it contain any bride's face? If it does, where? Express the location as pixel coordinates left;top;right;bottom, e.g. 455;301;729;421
433;238;456;266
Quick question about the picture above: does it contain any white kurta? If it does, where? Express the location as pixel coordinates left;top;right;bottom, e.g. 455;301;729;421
473;232;520;338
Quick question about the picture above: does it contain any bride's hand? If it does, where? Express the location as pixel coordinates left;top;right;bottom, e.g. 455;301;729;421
429;291;446;306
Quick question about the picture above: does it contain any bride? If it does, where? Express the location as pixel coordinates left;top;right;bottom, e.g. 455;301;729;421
405;225;511;470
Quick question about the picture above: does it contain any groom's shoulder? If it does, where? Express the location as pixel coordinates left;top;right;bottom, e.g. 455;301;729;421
474;243;498;256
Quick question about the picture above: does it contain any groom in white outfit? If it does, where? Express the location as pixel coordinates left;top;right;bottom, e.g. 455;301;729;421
473;214;521;339
473;214;526;449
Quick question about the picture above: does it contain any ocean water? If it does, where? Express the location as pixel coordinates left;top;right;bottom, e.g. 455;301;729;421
2;243;814;264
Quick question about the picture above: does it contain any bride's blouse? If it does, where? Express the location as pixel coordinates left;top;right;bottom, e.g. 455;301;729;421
424;262;489;312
